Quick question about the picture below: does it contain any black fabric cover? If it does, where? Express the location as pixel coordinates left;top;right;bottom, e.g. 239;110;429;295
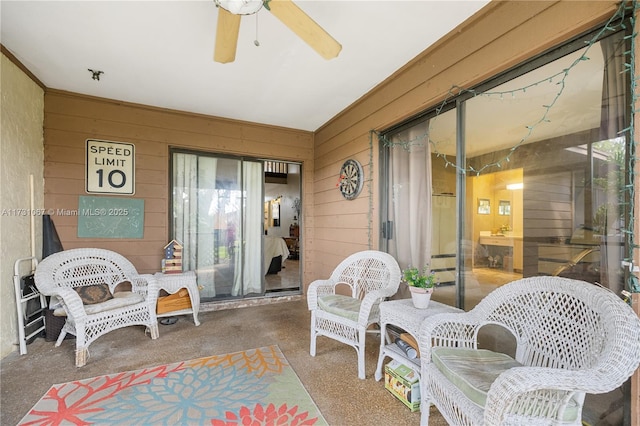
43;214;64;259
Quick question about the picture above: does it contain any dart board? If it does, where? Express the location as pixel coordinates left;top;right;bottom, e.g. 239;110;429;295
338;159;364;200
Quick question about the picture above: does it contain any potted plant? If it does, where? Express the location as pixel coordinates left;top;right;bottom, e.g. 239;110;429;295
403;266;437;309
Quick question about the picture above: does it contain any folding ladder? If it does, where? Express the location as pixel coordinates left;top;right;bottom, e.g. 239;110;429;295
13;257;47;354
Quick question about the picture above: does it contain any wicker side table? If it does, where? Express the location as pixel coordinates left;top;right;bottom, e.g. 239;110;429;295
154;271;200;326
374;298;461;381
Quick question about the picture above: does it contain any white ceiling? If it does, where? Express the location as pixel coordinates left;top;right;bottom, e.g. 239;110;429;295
1;0;490;132
427;44;606;157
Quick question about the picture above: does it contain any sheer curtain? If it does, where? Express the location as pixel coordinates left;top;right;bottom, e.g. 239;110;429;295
387;121;433;298
232;161;263;296
173;154;217;298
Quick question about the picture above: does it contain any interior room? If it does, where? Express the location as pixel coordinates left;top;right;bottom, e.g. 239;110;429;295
2;1;639;425
263;161;301;293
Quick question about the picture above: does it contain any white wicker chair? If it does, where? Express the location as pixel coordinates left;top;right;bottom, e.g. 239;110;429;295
35;248;160;367
419;276;640;425
307;250;401;379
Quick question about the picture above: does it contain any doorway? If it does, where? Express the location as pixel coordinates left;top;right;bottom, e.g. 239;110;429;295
170;151;301;302
263;161;302;294
471;169;524;268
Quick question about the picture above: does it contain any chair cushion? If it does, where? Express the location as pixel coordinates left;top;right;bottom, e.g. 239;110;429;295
431;347;579;422
432;348;522;408
74;283;113;305
317;294;361;322
54;291;144;316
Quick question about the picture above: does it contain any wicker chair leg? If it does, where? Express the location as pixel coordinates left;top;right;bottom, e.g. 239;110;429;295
54;330;67;347
420;402;430;426
310;327;317;356
75;347;88;367
309;314;317;356
357;350;365;379
357;328;366;379
149;324;159;339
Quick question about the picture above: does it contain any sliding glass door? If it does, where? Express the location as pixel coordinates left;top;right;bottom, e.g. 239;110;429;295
172;151;263;300
171;151;302;301
380;26;631;423
382;28;629;308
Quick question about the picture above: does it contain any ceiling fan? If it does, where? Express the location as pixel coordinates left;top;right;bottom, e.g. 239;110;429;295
213;0;342;63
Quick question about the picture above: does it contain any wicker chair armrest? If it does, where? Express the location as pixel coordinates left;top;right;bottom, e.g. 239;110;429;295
419;312;481;361
485;367;592;424
130;274;159;304
357;290;391;325
307;279;338;310
54;287;87;320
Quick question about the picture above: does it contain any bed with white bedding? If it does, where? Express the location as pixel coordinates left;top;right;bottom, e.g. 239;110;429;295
263;236;290;274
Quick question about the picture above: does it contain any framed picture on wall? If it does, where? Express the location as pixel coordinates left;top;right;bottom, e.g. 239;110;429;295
264;202;270;230
478;199;490;215
272;202;280;227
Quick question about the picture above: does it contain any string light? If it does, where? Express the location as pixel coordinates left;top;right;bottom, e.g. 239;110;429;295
628;0;638;291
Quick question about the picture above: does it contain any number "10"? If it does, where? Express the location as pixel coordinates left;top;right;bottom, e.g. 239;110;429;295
96;169;126;188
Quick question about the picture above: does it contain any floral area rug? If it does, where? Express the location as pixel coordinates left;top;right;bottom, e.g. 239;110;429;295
19;345;326;426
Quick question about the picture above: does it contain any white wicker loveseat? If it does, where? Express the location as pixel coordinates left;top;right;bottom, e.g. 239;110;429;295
307;250;401;379
419;276;640;425
35;248;160;367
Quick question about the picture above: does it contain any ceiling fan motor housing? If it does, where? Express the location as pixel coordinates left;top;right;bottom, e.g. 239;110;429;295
215;0;264;15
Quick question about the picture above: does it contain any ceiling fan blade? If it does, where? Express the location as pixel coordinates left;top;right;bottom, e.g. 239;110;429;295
214;8;241;63
267;0;341;60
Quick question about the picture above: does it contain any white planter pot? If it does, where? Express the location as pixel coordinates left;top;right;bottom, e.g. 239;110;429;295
409;287;433;309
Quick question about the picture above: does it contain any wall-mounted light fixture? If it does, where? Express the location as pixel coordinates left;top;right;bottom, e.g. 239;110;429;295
506;183;523;190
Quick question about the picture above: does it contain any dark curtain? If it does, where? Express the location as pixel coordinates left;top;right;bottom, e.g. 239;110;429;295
42;214;63;258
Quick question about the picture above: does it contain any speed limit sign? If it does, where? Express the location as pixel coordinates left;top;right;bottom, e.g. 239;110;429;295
86;139;135;195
